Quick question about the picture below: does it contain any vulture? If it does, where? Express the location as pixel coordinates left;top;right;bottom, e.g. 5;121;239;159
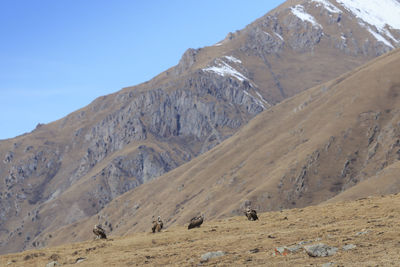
188;214;204;229
93;224;107;239
152;216;163;233
245;207;259;221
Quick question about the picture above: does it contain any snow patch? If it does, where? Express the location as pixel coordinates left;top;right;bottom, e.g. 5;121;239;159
255;91;271;107
367;28;394;48
291;5;322;28
274;32;284;41
203;58;270;110
243;90;269;109
265;31;285;42
263;31;272;37
224;56;242;64
312;0;342;13
203;59;248;82
384;30;399;43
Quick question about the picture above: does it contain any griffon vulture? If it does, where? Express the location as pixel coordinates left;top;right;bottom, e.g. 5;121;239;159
245;207;258;221
93;224;107;239
188;214;204;229
152;216;163;233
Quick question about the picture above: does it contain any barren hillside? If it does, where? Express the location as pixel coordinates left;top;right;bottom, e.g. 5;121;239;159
1;193;400;266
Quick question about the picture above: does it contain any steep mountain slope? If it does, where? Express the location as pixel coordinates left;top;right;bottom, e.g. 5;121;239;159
2;193;400;266
43;46;400;248
1;0;400;254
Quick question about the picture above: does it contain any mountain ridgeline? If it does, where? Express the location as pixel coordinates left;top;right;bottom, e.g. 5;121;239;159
1;0;400;254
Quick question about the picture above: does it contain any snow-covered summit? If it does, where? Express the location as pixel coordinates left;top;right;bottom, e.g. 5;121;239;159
299;0;400;46
336;0;400;32
334;0;400;46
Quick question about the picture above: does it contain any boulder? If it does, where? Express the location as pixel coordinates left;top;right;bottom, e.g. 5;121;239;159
342;244;356;251
45;261;60;267
304;243;338;257
200;251;225;262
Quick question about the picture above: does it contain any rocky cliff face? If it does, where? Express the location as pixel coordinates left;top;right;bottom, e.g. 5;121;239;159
71;72;265;185
1;0;400;254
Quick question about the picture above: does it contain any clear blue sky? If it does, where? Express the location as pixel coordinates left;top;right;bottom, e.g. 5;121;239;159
0;0;284;140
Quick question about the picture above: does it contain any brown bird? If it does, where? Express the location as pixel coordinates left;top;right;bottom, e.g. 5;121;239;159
244;207;258;221
152;216;163;233
93;224;107;239
188;214;204;229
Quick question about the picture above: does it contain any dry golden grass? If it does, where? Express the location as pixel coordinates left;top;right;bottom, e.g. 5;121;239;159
2;193;400;266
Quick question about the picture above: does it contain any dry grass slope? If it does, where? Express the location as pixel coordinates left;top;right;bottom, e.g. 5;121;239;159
2;193;400;266
35;47;400;251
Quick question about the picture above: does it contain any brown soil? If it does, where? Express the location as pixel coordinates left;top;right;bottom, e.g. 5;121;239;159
2;193;400;266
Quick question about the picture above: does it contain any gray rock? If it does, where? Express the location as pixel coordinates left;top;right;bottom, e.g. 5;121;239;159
342;244;356;251
200;251;225;262
241;21;284;56
274;246;288;255
284;14;323;52
3;151;13;163
46;261;60;267
355;230;369;236
287;245;302;253
249;248;259;253
75;257;87;263
298;240;313;245
74;73;265;188
321;263;335;267
304;243;338;257
174;48;200;75
274;245;302;255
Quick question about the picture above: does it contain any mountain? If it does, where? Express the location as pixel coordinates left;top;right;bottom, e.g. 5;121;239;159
1;0;400;254
41;46;400;248
1;193;400;266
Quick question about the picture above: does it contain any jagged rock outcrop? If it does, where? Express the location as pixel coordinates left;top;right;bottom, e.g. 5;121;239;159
241;15;285;56
174;48;200;75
